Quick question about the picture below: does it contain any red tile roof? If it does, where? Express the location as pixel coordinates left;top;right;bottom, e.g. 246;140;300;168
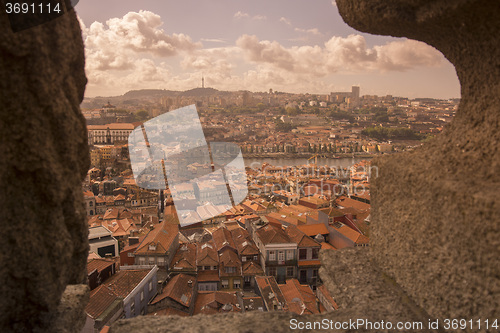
256;224;291;245
196;241;219;267
197;270;220;282
135;220;179;255
87;258;115;275
317;285;339;310
242;261;264;275
171;243;197;271
211;227;236;252
278;279;322;315
285;225;320;248
104;269;151;298
150;273;195;307
297;223;329;237
193;291;241;315
86;285;121;319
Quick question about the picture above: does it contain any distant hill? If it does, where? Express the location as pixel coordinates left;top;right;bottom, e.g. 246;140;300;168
181;87;219;96
123;89;178;98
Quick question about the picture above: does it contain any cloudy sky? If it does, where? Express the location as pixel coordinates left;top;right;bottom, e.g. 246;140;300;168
75;0;460;99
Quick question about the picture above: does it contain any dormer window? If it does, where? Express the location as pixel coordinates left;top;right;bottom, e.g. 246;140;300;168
149;244;156;251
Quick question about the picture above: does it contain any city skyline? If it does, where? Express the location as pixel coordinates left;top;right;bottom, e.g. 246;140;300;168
76;0;460;99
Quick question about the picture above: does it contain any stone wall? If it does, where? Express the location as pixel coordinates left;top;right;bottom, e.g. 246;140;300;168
336;0;500;323
0;3;89;332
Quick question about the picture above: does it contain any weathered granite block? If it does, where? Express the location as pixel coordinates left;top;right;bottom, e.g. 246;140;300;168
0;4;89;332
337;0;500;326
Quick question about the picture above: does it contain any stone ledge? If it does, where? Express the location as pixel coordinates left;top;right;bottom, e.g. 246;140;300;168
51;284;89;333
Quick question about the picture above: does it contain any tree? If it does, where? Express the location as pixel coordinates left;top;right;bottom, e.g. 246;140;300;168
136;110;149;121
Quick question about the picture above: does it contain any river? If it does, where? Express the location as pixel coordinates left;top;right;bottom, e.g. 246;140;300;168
244;156;371;169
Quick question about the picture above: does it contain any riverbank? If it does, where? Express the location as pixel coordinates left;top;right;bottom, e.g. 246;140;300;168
242;152;375;159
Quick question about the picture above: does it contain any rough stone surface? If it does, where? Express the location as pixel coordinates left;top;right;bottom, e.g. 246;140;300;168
0;3;89;332
337;0;500;327
52;285;90;333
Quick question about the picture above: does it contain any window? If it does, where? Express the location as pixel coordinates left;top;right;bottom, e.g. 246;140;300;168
212;266;218;270
225;266;236;274
313;269;318;277
253;255;258;261
221;280;229;288
138;257;145;265
299;249;308;260
278;251;285;262
204;266;211;270
287;267;294;277
157;257;164;265
89;201;93;207
233;279;241;289
312;248;319;259
130;301;135;316
269;251;276;261
286;250;294;260
148;257;155;265
242;256;247;262
268;267;276;276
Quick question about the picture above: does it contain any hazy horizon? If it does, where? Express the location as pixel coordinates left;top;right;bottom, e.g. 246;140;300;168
76;0;461;100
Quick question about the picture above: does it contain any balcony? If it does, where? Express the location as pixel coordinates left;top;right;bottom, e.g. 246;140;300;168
265;259;297;266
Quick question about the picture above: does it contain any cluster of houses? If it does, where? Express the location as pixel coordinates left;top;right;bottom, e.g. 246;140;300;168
82;160;371;332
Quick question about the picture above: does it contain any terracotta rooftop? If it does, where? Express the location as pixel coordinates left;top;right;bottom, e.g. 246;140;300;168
104;269;152;298
242;261;264;275
197;270;220;282
87;258;115;275
285;225;320;248
278;279;323;315
255;224;292;245
135;220;179;255
150;273;196;307
297;223;329;237
317;284;339;310
211;227;236;252
86;285;121;319
196;241;219;267
171;243;197;271
254;276;287;311
193;291;241;315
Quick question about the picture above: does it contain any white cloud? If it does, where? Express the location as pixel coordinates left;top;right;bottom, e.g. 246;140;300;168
294;27;321;35
200;38;228;44
237;34;443;75
233;11;266;21
252;15;267;21
80;10;446;97
82;10;201;73
233;11;249;19
279;17;292;26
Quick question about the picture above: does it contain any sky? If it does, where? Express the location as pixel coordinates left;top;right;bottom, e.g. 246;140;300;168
75;0;460;99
